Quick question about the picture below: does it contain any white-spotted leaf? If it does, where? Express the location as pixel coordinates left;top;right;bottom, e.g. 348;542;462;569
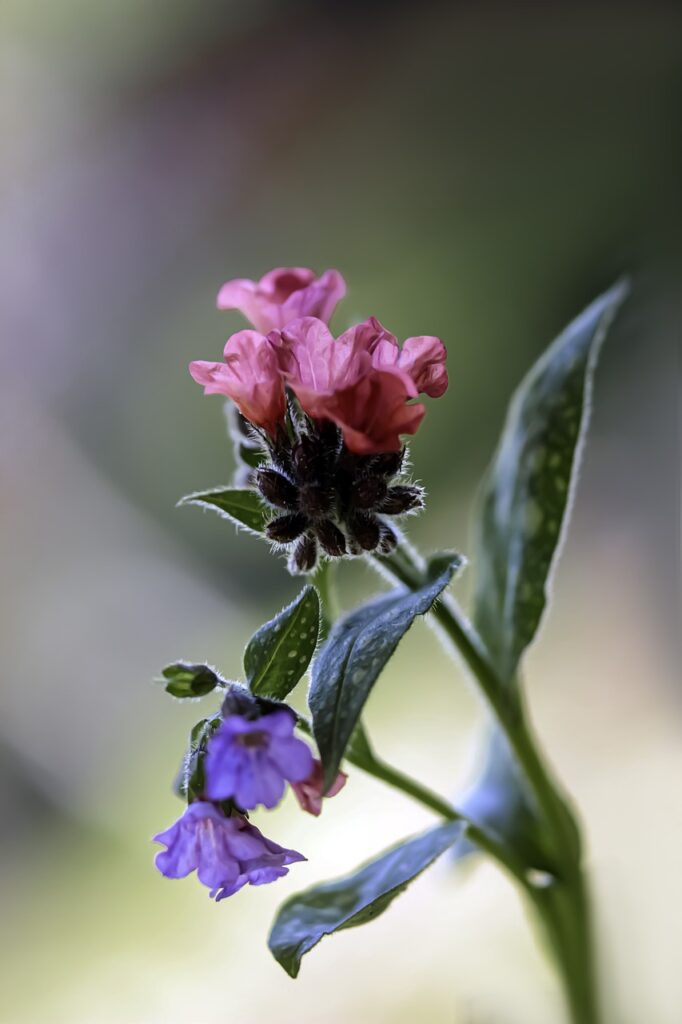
461;283;628;865
310;555;462;789
474;281;629;683
245;586;320;701
268;821;463;977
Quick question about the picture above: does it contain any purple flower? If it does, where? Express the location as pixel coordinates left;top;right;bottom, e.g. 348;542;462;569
153;801;305;899
204;710;314;810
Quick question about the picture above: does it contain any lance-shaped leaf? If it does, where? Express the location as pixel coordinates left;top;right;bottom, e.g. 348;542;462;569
245;586;320;701
178;487;268;535
161;662;220;699
459;283;628;865
474;281;629;683
310;555;462;789
269;820;463;977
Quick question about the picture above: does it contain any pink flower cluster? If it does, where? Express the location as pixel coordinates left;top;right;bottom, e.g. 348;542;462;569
190;268;447;454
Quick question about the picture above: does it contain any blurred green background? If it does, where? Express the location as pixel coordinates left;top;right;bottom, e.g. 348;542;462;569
1;2;680;1022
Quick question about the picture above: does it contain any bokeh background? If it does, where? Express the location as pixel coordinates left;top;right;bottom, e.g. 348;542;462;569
1;3;680;1022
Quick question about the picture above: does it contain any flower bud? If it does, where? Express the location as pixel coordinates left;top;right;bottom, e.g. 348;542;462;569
377;522;399;554
379;485;424;515
289;534;318;575
348;513;381;551
353;476;388;510
266;512;309;544
257;468;299;510
314;519;347;557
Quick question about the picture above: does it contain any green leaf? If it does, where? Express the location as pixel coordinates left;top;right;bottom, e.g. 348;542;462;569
177;713;222;801
310;556;462;789
474;281;629;683
344;722;377;772
178;487;268;535
161;662;220;699
244;586;320;701
455;727;553;869
268;821;463;977
459;283;628;867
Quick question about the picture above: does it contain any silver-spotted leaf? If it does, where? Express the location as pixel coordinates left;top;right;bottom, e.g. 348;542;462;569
245;586;320;700
268;821;463;977
460;283;628;867
310;556;461;789
474;281;629;683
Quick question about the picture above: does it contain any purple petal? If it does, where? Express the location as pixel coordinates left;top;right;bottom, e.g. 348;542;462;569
268;735;315;783
204;743;245;801
235;752;286;810
259;709;298;738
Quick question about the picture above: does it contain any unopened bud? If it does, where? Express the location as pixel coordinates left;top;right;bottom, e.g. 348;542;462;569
288;534;318;574
371;450;404;478
257;468;299;509
315;519;347;557
353;476;388;510
348;512;381;551
377;522;399;554
292;434;325;480
379;485;424;515
266;512;309;544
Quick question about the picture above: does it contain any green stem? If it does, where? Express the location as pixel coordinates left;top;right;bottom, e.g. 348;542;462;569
377;542;599;1024
345;733;598;1022
380;543;578;864
311;559;339;637
353;748;531;886
354;753;456;821
314;544;598;1023
536;866;599;1024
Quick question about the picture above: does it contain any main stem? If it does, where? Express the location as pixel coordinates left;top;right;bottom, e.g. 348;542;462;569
362;745;598;1024
371;544;601;1024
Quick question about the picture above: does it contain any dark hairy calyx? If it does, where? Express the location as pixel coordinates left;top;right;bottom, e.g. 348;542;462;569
252;422;423;573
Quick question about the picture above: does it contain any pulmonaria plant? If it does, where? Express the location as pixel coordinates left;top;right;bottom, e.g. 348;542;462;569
154;266;629;1024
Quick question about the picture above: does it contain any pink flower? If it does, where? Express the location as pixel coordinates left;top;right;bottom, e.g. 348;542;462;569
372;332;448;398
189;329;285;437
275;316;446;454
217;267;346;333
291;760;347;816
315;370;425;454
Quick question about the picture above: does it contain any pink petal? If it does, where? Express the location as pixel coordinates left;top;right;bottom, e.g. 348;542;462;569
399;336;448;397
277;317;337;393
291;760;348;816
188;360;233;395
190;330;285;436
217;268;346;332
281;269;346;326
320;369;425;454
259;267;316;301
216;277;258;310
